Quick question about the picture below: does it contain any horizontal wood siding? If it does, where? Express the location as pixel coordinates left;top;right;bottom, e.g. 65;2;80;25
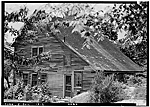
47;72;63;97
71;54;88;66
15;33;88;68
15;46;31;57
82;70;96;91
14;32;90;97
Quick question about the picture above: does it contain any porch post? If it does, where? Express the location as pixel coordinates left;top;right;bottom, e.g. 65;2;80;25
63;74;65;98
71;71;74;97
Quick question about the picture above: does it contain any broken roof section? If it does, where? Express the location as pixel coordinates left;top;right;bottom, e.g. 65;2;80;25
56;26;143;71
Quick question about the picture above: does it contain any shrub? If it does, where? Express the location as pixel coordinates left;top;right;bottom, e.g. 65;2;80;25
4;82;52;102
30;83;52;102
90;72;127;103
124;74;146;87
24;84;32;100
4;81;24;99
4;86;14;99
39;94;52;103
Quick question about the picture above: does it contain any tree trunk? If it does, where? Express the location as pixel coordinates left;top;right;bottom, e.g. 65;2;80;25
5;77;10;88
13;70;16;85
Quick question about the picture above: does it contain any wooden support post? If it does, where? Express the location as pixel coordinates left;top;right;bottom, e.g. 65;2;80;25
63;74;65;98
72;70;74;97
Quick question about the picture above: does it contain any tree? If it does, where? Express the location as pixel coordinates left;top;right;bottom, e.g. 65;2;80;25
4;2;147;77
4;3;117;66
4;6;28;86
109;2;148;67
4;59;12;88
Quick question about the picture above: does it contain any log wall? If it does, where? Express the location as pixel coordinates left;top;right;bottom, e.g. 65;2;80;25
14;33;95;97
82;70;96;91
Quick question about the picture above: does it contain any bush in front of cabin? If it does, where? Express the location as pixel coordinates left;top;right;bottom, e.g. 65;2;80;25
24;83;52;102
25;83;53;102
34;83;52;103
4;81;24;100
90;72;127;103
4;86;15;99
24;84;32;100
4;82;53;102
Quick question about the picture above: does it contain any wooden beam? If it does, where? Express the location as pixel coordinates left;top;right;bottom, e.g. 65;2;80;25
63;74;65;98
104;70;144;74
71;71;74;97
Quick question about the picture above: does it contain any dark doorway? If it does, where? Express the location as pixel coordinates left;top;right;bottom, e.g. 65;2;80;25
64;74;72;97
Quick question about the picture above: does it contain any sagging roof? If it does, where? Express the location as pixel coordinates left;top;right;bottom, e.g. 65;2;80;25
11;22;143;71
56;26;143;71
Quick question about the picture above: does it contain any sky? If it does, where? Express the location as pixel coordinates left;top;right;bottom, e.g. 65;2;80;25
5;3;126;43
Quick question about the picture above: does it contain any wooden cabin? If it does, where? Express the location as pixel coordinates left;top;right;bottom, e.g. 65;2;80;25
11;23;143;98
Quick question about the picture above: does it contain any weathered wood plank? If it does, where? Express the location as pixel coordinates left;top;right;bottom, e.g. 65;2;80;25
14;32;95;97
46;73;63;97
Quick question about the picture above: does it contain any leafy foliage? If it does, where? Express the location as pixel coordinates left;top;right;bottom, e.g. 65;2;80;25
110;2;148;67
4;3;147;98
4;81;24;99
24;83;52;102
4;59;12;79
4;2;147;67
4;81;52;102
90;72;127;103
110;2;147;44
121;74;147;100
4;3;118;78
4;3;147;104
9;3;118;47
124;74;147;87
120;41;147;66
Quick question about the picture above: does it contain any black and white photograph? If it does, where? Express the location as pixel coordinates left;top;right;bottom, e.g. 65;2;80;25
2;1;148;106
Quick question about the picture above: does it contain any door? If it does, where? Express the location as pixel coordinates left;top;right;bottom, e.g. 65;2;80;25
64;74;72;97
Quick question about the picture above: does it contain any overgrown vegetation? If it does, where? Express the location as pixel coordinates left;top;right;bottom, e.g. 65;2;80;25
4;2;147;85
4;2;147;103
4;81;52;102
90;72;127;103
89;72;146;103
124;74;147;87
124;74;147;100
4;2;148;68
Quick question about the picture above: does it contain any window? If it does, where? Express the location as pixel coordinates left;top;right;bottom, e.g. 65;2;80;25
74;71;83;87
39;47;43;55
32;48;38;57
32;73;38;86
32;46;44;57
23;73;29;86
31;73;47;86
40;73;47;84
